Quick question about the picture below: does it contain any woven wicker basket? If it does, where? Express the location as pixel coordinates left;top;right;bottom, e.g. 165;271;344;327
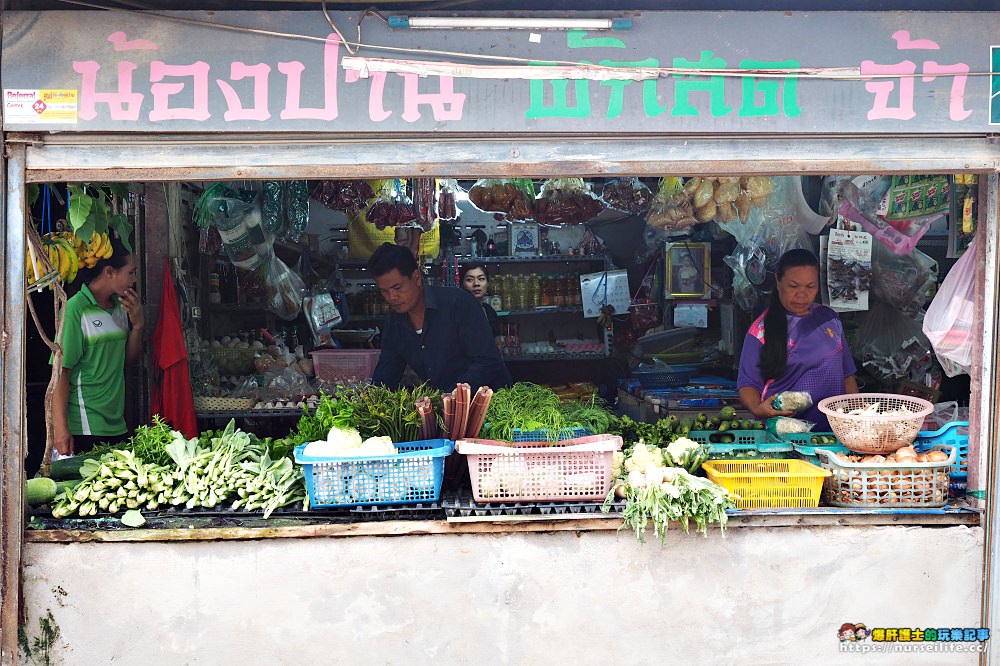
818;393;933;454
193;396;256;411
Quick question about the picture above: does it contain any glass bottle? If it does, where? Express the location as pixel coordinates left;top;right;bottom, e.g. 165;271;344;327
486;235;497;257
540;275;553;307
572;275;583;307
529;273;540;309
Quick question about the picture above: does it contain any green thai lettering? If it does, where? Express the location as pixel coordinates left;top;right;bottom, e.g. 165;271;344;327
738;59;802;117
567;29;627;49
672;50;732;117
598;58;667;118
526;61;592;119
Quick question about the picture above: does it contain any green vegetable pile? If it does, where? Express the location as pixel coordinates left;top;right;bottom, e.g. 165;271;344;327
480;382;612;443
51;420;306;519
609;408;764;450
603;469;735;544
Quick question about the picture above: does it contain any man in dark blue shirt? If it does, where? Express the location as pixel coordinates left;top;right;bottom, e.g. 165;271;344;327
368;243;512;393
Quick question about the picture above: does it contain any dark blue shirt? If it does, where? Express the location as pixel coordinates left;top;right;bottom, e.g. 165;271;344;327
372;285;513;393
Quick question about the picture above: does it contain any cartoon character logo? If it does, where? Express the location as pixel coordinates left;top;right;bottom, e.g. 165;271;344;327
854;624;870;641
839;623;856;642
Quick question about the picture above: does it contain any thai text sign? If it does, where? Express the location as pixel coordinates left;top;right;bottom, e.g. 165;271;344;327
2;10;998;134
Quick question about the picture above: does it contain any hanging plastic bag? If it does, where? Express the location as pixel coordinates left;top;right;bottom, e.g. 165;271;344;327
261;255;305;320
366;179;419;230
922;238;976;377
838;180;942;255
437;179;461;221
534;178;605;225
467;178;535;220
854;299;935;381
722;179;814;309
194;190;270;272
601;177;653;216
870;243;938;317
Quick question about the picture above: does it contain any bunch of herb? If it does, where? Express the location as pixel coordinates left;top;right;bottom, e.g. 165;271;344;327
480;383;567;442
119;414;178;467
348;383;440;442
559;394;613;435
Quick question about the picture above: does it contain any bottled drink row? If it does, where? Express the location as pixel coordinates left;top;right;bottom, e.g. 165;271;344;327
347;273;584;317
490;273;583;312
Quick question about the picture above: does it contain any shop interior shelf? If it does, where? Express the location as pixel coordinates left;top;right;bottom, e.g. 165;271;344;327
497;307;584;316
503;352;608;362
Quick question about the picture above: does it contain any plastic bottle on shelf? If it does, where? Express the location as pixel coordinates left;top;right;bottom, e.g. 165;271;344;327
493;275;506;311
529;273;540;309
572;275;582;307
514;275;527;312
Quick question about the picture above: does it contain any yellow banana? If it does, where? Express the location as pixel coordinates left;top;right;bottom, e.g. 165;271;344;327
99;233;113;259
56;247;68;278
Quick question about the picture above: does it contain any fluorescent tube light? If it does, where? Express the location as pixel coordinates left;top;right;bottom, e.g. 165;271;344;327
388;16;632;31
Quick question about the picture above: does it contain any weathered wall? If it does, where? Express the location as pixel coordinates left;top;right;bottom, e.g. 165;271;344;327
18;525;984;665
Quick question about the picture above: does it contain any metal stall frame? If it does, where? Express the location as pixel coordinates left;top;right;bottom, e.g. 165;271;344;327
1;132;999;663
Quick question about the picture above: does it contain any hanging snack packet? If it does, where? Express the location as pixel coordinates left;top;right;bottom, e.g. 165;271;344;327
310;180;375;213
534;178;605;225
601;177;653;216
468;178;535;220
284;180;310;242
646;176;698;233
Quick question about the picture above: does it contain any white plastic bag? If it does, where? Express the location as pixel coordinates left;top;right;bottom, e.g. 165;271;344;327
922;238;976;376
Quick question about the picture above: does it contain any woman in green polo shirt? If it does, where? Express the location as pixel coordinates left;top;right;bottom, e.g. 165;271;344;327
52;237;144;455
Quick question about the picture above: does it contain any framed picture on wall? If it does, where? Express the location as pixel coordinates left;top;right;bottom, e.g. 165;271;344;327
665;242;710;299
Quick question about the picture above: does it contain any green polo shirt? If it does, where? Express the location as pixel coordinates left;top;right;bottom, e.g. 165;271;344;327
55;284;129;436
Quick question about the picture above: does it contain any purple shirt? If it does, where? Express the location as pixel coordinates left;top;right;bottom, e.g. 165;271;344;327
737;304;857;430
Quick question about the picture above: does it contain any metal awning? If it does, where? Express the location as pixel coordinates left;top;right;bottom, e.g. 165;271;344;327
11;132;1000;181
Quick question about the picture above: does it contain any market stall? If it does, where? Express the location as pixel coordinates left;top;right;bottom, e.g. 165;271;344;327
2;8;997;663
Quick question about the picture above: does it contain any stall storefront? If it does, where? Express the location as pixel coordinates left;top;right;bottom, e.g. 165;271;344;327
2;9;998;664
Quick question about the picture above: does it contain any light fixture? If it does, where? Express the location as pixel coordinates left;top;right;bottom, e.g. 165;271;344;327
387;16;632;31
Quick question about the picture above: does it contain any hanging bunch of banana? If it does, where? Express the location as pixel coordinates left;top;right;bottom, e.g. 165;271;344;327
80;231;113;268
40;232;80;284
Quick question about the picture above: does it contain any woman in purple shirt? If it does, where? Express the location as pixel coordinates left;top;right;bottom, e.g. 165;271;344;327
737;249;858;430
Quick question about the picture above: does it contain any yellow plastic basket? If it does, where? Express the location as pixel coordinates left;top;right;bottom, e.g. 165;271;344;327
701;459;830;509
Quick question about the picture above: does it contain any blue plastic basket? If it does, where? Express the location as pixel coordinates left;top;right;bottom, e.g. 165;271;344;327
688;430;780;447
914;421;969;482
294;439;454;509
510;427;592;443
632;367;699;388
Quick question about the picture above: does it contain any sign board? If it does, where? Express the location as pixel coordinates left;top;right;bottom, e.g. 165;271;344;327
3;11;1000;134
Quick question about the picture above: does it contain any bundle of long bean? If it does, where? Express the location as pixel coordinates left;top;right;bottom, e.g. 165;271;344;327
416;396;437;440
443;384;493;440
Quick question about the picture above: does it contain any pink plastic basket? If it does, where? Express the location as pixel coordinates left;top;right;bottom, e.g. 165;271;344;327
817;393;934;454
455;434;623;503
310;349;380;384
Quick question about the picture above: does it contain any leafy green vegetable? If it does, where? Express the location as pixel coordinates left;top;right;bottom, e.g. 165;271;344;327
481;383;612;443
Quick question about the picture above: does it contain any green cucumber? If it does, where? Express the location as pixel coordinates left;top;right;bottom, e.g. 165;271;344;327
49;457;86;481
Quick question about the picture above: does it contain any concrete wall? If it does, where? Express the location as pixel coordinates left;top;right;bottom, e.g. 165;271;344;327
18;525;983;665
